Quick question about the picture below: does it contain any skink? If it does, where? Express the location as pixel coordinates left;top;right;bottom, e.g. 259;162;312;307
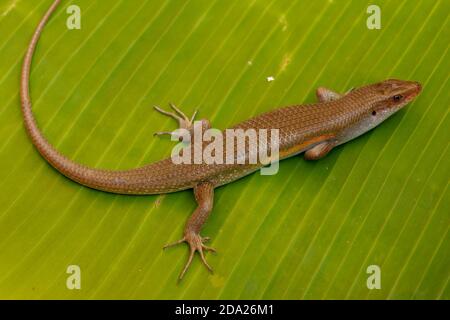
21;0;422;280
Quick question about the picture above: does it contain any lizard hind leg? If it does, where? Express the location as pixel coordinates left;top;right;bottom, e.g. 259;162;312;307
163;182;216;282
153;103;198;139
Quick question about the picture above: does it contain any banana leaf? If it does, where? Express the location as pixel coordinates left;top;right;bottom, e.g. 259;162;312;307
0;0;448;299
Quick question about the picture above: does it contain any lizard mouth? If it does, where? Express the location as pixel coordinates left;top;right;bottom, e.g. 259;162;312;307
405;81;422;102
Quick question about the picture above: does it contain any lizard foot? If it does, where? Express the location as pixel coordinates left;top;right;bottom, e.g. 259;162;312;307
163;232;216;281
153;103;197;138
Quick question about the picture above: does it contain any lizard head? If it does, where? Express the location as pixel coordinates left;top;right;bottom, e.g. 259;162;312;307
337;79;422;144
351;79;422;126
366;79;422;119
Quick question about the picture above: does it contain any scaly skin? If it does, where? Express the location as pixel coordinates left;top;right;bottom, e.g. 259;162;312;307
21;0;422;280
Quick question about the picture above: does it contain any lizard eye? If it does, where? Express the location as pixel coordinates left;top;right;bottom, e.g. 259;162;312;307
372;110;377;116
392;95;403;102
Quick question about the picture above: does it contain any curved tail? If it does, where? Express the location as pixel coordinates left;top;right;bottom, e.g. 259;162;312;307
21;0;119;192
20;0;164;194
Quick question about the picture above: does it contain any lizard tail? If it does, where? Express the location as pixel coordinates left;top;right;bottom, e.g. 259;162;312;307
20;0;119;192
21;0;197;195
20;0;145;194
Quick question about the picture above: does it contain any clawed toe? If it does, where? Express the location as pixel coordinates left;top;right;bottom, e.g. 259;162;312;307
153;103;198;134
163;233;216;281
153;131;173;137
163;237;186;249
202;245;216;255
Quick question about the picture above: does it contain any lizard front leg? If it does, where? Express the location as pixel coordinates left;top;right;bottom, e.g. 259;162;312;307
304;140;337;160
316;87;355;102
316;87;342;102
164;182;216;281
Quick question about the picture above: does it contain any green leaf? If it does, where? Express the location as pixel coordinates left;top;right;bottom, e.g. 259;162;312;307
0;0;448;299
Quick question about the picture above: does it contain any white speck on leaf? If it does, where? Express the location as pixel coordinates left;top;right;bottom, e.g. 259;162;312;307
267;76;275;82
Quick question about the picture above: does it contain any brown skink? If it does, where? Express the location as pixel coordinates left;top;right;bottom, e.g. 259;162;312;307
21;0;422;280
